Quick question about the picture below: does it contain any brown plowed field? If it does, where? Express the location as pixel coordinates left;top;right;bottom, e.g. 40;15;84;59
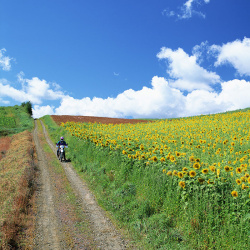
51;115;150;125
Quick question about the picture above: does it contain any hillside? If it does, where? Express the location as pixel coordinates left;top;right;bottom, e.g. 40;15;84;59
0;102;34;137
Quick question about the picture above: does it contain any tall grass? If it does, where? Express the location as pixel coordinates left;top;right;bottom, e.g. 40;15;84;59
0;131;36;249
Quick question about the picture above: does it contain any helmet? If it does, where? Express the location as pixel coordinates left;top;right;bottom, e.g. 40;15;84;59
60;136;64;140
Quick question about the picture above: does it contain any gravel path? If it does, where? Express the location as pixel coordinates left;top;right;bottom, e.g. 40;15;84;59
33;119;129;249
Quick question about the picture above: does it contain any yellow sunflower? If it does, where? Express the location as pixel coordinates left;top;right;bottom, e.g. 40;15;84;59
179;181;185;189
231;190;238;197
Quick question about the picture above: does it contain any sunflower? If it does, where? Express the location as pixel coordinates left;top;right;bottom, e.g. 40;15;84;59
198;178;205;184
236;179;242;185
176;152;181;157
241;176;246;182
202;168;209;174
189;156;195;162
162;169;166;173
152;156;158;162
209;165;216;172
207;179;214;184
167;171;172;176
160;157;165;162
189;170;196;177
224;166;230;172
236;167;242;174
231;190;238;197
179;181;185;189
173;170;178;176
170;155;176;162
193;162;201;170
178;172;184;178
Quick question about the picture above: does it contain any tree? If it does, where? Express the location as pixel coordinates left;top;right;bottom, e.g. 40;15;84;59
21;101;33;117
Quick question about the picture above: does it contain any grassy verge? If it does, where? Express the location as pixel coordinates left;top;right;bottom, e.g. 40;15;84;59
36;120;95;248
0;104;34;137
0;130;37;249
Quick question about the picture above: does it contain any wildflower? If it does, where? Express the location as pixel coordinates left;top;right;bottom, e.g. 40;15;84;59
231;191;238;197
179;181;185;189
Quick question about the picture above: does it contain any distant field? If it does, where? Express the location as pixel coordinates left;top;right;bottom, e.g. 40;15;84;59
51;115;151;125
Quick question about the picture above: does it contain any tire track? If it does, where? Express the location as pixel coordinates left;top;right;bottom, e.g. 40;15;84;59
40;120;129;250
33;120;63;249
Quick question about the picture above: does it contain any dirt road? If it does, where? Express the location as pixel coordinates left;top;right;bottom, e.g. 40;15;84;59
33;120;129;249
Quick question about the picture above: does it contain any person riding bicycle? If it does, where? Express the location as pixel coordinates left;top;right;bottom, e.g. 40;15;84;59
56;136;68;159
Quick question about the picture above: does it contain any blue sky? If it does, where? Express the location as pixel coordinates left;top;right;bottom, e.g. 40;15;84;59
1;0;250;118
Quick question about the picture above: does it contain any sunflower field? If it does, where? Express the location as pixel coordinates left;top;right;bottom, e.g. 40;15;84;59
59;110;250;249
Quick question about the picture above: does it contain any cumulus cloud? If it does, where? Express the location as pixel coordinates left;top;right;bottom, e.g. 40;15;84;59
0;74;65;105
52;77;250;119
2;37;250;120
157;47;220;91
32;105;55;118
211;37;250;76
55;76;185;119
0;48;12;71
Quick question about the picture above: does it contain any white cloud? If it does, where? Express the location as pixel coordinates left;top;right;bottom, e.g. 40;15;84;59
164;0;210;19
0;48;12;71
157;47;220;91
212;37;250;76
217;79;250;110
52;77;250;119
0;75;65;105
32;105;55;118
2;37;250;120
55;76;185;119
